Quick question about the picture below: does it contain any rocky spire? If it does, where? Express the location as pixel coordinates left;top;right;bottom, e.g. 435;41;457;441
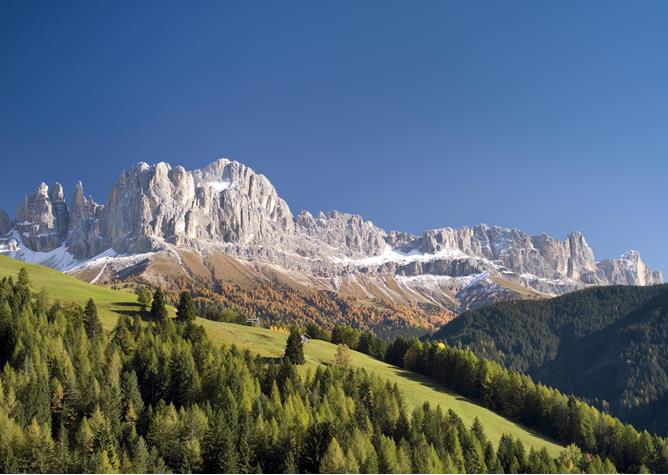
67;181;104;259
49;182;69;239
14;182;64;252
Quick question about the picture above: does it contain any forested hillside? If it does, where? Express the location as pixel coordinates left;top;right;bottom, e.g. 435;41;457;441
432;284;668;434
157;276;453;338
0;267;600;474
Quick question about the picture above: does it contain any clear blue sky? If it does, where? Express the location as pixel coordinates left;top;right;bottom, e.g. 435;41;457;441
2;1;667;275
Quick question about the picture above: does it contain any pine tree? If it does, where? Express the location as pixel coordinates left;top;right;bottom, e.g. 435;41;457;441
377;435;400;473
135;287;152;312
284;449;298;474
204;410;239;473
345;448;361;473
180;438;203;473
17;267;30;286
238;424;254;474
284;328;305;365
176;291;197;322
84;298;102;339
150;288;169;322
319;437;346;473
132;436;150;473
20;419;55;473
334;344;352;368
92;450;117;473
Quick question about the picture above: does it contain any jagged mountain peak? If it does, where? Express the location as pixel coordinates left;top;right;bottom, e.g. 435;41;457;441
0;156;663;313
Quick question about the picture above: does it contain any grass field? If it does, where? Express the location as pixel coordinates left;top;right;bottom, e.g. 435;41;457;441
0;254;561;454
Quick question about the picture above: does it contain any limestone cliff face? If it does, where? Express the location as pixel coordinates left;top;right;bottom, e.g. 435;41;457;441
100;159;295;255
295;210;388;257
597;251;663;286
14;183;67;252
398;225;636;286
2;157;663;311
68;181;104;259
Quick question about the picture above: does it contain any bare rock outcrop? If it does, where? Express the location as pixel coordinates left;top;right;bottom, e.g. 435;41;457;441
15;182;66;252
101;159;295;256
295;210;388;257
68;181;104;259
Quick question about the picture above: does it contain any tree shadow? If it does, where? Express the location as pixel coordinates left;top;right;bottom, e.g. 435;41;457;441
111;301;144;318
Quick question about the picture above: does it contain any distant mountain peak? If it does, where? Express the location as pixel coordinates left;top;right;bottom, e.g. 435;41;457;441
0;157;662;312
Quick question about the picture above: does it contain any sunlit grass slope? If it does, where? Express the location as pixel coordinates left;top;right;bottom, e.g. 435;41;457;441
0;255;561;454
199;319;562;454
0;255;141;328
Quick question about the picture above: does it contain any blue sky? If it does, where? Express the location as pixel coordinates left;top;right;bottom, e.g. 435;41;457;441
2;1;667;275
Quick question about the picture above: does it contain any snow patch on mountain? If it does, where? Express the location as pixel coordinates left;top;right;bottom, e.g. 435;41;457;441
1;231;79;271
332;245;473;266
206;180;232;192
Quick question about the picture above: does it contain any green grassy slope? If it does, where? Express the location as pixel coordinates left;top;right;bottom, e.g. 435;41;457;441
199;319;561;454
0;255;142;328
0;255;561;454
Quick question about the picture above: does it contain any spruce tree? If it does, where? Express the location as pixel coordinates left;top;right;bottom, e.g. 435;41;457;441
319;437;346;473
132;437;149;473
176;291;196;322
150;288;169;322
135;287;152;312
84;298;102;339
284;328;305;365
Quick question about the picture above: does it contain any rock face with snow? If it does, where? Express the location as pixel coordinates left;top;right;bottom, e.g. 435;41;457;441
101;159;295;256
68;181;104;259
295;210;388;257
597;250;663;286
1;157;663;313
14;183;67;252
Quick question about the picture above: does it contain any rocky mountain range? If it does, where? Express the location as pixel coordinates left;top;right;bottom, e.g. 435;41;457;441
0;158;663;312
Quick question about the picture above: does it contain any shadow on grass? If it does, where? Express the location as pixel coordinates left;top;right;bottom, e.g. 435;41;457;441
113;301;142;308
111;301;144;318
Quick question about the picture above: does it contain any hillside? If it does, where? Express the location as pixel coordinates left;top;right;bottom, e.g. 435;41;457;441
432;284;668;373
0;255;560;455
432;284;668;433
199;320;561;453
537;289;668;434
0;254;141;327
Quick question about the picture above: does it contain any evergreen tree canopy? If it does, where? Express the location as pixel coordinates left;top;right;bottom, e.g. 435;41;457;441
176;291;196;322
84;298;102;338
284;327;305;365
150;288;169;322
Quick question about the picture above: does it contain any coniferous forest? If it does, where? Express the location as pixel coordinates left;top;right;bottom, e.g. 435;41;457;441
431;284;668;435
0;268;632;474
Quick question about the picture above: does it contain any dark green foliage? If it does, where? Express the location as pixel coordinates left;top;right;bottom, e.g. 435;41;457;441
84;298;102;338
135;287;152;311
434;284;667;373
383;334;667;473
330;324;361;348
176;291;196;322
284;327;305;364
197;303;246;324
432;284;668;434
150;287;169;322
